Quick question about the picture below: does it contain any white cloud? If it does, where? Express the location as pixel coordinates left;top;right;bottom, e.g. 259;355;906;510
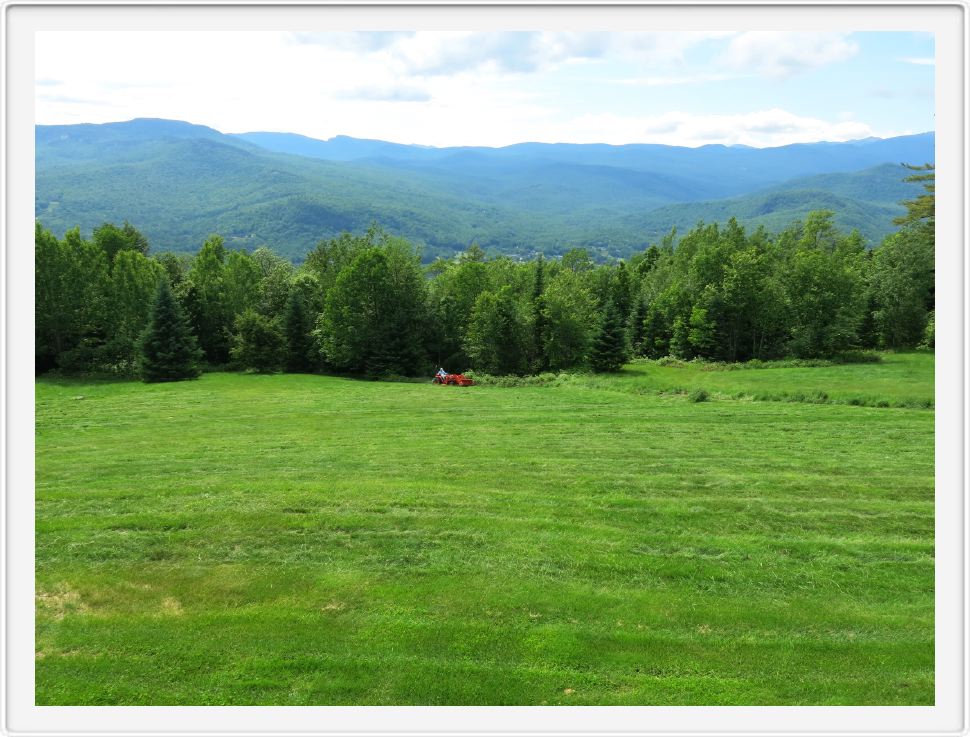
34;31;928;148
377;31;733;76
720;32;859;78
287;31;413;51
614;72;739;87
334;84;431;103
545;108;897;147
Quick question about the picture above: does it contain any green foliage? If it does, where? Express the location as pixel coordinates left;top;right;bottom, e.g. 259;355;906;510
610;261;632;322
893;163;934;227
429;247;494;370
870;228;934;348
628;298;649;357
284;290;316;373
630;171;915;250
37;120;932;260
541;270;598;371
669;316;690;359
222;250;262;318
530;255;548;372
919;311;934;351
464;287;526;375
153;251;191;290
92;221;149;262
783;244;864;358
589;302;627;373
252;247;295;316
108;249;165;363
35;222;110;373
34;158;936;378
687;303;716;356
137;279;202;382
317;236;429;376
230;309;286;373
687;388;710;403
561;248;594;273
183;234;231;365
868;167;935;350
640;304;669;359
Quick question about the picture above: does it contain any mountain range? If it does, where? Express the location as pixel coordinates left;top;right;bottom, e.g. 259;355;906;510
35;118;935;261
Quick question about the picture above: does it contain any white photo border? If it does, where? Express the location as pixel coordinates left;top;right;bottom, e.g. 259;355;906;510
3;2;966;735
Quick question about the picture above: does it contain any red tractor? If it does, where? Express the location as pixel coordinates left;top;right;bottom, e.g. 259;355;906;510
433;372;475;386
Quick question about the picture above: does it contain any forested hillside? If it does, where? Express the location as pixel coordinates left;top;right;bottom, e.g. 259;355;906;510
36;119;934;261
35;161;934;379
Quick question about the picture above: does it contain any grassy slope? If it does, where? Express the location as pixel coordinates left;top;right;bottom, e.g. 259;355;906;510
36;359;934;705
520;352;933;408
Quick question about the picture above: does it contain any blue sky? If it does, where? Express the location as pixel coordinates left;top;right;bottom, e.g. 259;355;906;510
35;31;934;148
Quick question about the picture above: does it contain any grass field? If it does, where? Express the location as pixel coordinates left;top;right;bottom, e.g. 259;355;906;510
473;352;934;409
35;355;935;705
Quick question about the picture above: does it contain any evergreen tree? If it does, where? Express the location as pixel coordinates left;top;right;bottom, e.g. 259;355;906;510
611;261;632;323
641;304;669;359
137;279;202;382
669;316;691;359
531;254;548;372
687;304;716;356
628;298;648;357
589;302;627;373
893;163;934;228
284;290;315;372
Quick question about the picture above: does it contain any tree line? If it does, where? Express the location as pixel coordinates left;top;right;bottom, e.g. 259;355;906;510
35;166;934;381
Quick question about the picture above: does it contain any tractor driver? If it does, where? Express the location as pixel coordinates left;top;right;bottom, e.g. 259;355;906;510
437;367;447;378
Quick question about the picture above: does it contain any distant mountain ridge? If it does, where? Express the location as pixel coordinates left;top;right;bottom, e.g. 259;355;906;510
35;118;935;260
231;129;934;196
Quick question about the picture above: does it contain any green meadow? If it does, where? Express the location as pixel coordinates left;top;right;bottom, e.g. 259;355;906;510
35;354;934;705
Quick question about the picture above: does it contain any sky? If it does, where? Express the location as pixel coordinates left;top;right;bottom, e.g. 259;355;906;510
35;31;935;148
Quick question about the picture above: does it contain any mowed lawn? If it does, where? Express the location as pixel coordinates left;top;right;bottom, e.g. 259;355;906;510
35;359;934;705
620;352;933;407
503;352;933;408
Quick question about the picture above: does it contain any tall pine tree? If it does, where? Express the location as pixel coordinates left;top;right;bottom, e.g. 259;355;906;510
137;279;202;382
284;290;315;372
628;297;648;357
531;254;548;372
589;302;627;373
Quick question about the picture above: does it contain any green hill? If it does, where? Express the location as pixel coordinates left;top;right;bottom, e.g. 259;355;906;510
623;165;913;244
35;119;931;260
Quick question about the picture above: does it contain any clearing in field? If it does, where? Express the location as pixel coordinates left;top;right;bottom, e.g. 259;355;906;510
35;354;934;705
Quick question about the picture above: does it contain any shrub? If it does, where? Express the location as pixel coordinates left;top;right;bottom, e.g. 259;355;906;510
230;309;285;373
919;311;935;351
688;388;709;403
833;350;882;364
58;337;136;376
